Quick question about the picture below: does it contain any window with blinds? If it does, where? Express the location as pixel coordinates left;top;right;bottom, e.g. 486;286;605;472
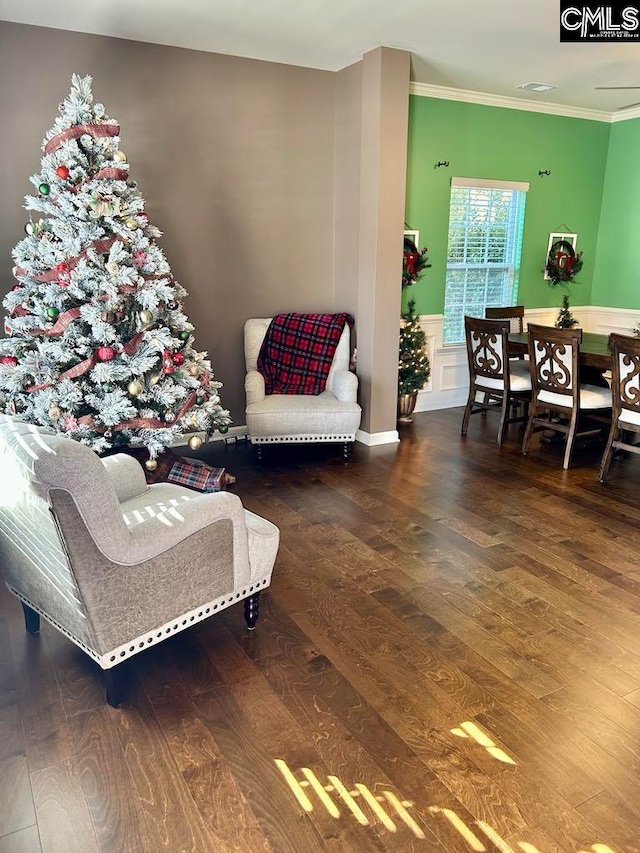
443;178;528;345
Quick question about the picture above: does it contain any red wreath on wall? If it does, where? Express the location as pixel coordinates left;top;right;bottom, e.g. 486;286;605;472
545;239;583;286
402;237;431;288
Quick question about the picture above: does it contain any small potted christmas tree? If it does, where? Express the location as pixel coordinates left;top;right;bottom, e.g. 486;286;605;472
398;299;430;423
555;294;579;329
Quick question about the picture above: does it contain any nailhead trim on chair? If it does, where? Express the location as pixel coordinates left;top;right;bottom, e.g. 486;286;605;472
7;575;271;670
250;433;355;444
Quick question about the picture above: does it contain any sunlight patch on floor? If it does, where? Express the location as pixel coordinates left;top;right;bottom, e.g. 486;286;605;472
450;720;516;765
275;759;620;852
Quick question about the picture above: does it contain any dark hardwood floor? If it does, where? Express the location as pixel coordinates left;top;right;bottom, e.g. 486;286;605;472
2;408;640;852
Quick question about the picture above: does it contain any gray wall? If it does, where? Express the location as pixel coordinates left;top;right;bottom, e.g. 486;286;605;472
0;22;337;423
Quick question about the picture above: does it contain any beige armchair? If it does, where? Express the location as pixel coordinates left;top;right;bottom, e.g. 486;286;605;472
244;318;361;460
0;414;279;706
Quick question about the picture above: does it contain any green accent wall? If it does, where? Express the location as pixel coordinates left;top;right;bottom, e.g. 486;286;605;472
592;117;640;309
404;96;611;316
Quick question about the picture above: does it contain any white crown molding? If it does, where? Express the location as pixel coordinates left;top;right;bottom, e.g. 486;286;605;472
610;104;640;123
409;82;623;123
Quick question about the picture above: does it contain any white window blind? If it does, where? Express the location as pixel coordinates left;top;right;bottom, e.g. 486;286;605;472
443;178;529;345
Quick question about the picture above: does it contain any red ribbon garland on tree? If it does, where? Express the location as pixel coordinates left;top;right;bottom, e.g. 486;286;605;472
14;237;118;283
44;123;120;155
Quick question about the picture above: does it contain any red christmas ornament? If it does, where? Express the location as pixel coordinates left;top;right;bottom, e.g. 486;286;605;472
163;363;175;375
55;165;70;180
97;346;116;362
1;356;18;366
172;352;185;366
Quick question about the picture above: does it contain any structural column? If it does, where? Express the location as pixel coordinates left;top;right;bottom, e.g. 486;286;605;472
334;47;410;443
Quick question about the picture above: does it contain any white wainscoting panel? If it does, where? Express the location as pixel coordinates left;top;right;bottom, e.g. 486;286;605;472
583;306;640;335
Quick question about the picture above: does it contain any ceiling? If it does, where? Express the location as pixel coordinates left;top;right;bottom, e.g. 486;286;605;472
3;0;640;113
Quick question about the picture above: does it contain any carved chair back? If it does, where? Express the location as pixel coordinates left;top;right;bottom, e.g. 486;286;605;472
599;333;640;481
527;324;582;408
465;316;510;390
485;305;525;334
610;333;640;424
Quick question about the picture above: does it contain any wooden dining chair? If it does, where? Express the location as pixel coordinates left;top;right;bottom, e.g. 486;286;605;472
461;316;531;445
522;324;611;470
485;305;525;334
599;333;640;482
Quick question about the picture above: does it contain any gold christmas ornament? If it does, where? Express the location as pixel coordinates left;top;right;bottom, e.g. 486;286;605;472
113;149;127;162
138;309;154;325
125;216;138;230
145;459;158;471
127;379;144;397
149;372;161;386
106;260;119;276
48;404;61;419
188;364;200;376
188;435;203;451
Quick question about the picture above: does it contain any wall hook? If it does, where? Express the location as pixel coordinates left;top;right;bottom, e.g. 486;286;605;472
435;161;450;169
538;169;551;177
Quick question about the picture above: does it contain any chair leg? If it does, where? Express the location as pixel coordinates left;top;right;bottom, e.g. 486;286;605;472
255;444;263;463
563;410;579;470
497;394;509;446
21;602;40;635
461;387;476;436
599;423;618;483
522;406;537;456
244;592;261;631
343;442;351;462
104;666;125;708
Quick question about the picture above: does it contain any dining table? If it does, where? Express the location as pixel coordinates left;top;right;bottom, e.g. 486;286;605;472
508;331;612;373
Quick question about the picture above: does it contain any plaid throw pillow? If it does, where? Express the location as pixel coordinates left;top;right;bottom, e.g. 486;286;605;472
257;312;354;395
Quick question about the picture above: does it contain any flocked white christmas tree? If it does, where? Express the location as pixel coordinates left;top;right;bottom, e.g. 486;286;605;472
0;74;230;464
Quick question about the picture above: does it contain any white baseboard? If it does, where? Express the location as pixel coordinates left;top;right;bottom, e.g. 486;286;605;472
415;387;468;412
356;428;400;446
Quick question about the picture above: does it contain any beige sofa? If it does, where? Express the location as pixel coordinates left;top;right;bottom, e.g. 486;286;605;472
0;414;279;705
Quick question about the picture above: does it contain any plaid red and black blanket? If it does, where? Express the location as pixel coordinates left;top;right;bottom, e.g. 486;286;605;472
257;312;354;395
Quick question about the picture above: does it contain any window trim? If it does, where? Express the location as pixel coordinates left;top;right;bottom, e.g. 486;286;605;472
450;176;530;193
